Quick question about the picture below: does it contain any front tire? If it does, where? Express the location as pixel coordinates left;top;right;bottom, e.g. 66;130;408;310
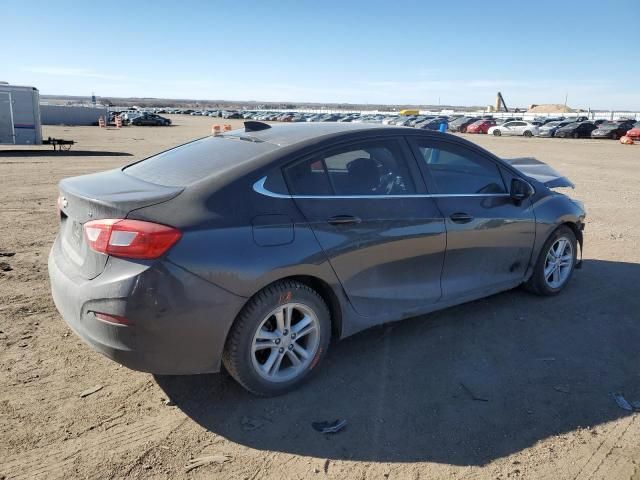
523;130;533;137
222;280;331;396
493;129;502;136
525;226;577;296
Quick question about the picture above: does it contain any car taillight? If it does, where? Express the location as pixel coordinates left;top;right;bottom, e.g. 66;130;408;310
93;312;131;325
83;219;181;259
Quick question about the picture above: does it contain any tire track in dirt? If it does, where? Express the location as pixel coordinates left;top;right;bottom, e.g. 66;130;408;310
1;414;183;479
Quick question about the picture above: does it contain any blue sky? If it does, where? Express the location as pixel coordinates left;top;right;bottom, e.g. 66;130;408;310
3;0;639;109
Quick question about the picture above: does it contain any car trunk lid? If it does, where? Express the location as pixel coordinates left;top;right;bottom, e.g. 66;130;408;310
57;168;183;279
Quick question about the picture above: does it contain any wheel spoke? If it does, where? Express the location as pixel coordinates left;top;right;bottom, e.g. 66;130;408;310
560;254;572;266
552;267;560;284
292;314;312;335
296;324;316;339
293;342;310;360
270;352;284;377
286;349;302;366
544;263;555;279
261;349;279;374
254;340;277;351
284;305;293;331
255;328;278;341
274;310;285;334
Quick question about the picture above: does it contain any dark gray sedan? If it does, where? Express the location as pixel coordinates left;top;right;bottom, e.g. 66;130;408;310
48;122;585;396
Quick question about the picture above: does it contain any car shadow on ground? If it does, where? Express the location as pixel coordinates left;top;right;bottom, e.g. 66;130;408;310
0;150;133;157
155;259;640;465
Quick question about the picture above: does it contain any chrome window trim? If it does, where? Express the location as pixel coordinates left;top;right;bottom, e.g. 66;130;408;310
253;177;511;200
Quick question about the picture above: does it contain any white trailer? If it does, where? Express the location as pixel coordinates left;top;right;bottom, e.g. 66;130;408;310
0;82;43;145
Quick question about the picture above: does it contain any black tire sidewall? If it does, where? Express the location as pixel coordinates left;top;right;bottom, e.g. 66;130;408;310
224;282;331;396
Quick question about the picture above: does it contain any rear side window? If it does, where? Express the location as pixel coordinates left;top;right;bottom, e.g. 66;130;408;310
284;139;416;196
413;142;506;195
124;136;276;187
285;158;333;195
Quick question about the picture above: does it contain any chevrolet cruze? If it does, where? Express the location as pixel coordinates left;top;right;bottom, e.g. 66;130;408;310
49;122;585;396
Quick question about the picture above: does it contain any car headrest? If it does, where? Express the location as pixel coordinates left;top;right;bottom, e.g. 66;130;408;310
346;157;379;192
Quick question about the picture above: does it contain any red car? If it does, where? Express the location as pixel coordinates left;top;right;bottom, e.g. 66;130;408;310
466;119;497;134
625;122;640;141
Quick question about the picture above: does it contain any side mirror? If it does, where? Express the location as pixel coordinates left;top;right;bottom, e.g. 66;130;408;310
510;178;534;202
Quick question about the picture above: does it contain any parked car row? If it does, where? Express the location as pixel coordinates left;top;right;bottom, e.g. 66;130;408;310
535;119;637;139
111;108;639;139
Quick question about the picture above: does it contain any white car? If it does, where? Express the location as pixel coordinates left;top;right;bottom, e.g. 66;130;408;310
488;121;539;137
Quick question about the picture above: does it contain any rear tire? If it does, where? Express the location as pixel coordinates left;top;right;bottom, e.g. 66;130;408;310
525;226;577;296
222;280;331;396
572;132;579;139
523;130;533;137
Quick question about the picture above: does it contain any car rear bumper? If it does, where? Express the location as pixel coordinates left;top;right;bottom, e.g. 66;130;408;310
48;236;246;375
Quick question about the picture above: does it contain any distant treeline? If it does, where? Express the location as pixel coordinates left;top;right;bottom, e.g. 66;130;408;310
39;94;483;112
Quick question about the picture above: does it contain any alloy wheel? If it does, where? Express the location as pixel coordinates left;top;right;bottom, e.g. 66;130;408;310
543;237;573;289
251;303;320;383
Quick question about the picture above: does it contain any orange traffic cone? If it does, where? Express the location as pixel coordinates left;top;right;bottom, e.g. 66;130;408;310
211;124;221;136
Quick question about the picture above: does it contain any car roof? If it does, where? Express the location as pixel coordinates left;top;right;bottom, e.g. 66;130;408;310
221;122;397;147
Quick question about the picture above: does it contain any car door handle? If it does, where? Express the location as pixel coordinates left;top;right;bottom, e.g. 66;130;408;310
450;212;473;224
327;215;362;226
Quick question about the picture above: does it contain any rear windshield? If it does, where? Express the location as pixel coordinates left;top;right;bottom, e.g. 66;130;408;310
124;135;277;187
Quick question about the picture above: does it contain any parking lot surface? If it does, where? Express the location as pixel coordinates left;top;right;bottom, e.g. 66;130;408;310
1;115;639;479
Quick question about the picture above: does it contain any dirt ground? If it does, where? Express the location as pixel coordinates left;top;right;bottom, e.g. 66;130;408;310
1;115;639;480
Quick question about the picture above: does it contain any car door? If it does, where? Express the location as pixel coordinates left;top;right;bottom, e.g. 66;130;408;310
501;121;517;136
579;123;594;137
511;121;527;135
284;137;446;320
407;136;536;301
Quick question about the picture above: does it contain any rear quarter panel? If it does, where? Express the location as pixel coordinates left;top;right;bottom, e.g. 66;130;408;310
128;174;346;304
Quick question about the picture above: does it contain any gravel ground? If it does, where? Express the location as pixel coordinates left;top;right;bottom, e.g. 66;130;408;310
1;115;639;480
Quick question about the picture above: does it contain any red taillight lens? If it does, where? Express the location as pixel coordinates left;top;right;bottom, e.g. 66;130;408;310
83;219;181;259
93;312;130;325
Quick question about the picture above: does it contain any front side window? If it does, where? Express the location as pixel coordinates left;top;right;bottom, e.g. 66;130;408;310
284;139;416;196
414;142;506;195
